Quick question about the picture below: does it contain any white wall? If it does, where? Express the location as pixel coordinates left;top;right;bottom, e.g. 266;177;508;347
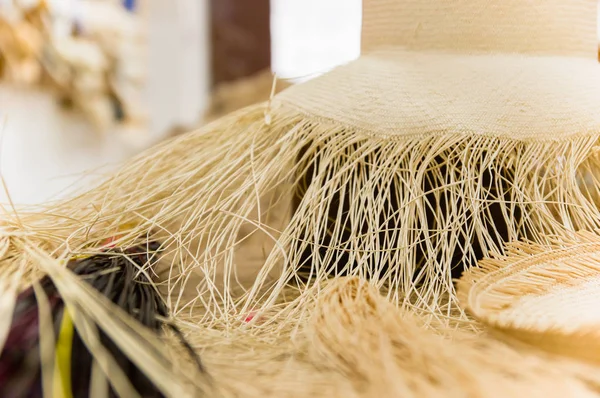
271;0;361;82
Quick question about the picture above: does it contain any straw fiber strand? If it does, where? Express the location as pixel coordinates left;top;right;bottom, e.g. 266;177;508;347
7;238;212;397
2;0;600;394
306;276;600;397
3;101;600;326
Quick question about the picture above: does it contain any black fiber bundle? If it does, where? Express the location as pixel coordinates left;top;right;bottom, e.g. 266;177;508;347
0;241;203;398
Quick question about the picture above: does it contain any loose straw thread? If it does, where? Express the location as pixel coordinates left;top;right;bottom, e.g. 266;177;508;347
3;103;600;328
307;276;600;397
1;101;600;394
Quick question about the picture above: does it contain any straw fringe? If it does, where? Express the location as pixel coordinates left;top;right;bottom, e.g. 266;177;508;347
3;103;600;327
2;103;600;393
305;276;600;397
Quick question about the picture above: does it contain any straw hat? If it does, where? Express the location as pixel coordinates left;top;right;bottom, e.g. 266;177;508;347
458;231;600;366
268;0;600;317
283;0;600;139
4;0;600;396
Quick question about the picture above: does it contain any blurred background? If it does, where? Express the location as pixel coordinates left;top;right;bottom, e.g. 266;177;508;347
0;0;598;206
0;0;361;206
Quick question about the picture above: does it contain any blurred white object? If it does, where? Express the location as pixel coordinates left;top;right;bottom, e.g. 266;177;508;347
0;1;23;23
14;0;40;11
74;70;107;93
0;0;211;205
52;37;109;71
140;0;210;135
271;0;362;82
598;1;600;43
0;85;133;206
143;0;210;137
78;1;139;37
0;1;141;131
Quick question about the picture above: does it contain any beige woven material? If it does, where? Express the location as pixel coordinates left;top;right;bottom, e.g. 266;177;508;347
279;50;600;138
282;0;600;138
3;0;600;396
361;0;597;57
458;231;600;366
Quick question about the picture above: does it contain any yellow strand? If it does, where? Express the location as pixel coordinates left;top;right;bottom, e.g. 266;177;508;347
52;309;74;398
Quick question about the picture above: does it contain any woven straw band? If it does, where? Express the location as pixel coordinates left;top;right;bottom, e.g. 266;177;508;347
362;0;598;59
277;49;600;140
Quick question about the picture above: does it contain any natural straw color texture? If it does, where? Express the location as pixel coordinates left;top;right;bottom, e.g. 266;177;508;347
361;0;597;57
458;231;600;366
306;276;600;398
2;0;600;395
280;50;600;138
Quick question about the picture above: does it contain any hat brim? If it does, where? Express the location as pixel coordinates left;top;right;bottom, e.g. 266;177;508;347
277;49;600;141
458;232;600;365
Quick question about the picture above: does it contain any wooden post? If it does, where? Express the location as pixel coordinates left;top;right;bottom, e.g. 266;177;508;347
210;0;271;86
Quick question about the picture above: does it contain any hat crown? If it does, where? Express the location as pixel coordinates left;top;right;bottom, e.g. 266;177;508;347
362;0;598;59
